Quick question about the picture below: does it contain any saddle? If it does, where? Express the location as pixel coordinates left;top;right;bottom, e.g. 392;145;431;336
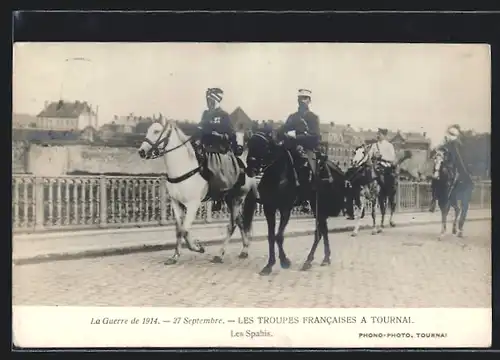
286;149;335;206
192;140;247;203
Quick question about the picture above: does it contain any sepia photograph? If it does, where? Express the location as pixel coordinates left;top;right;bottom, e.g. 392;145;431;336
12;42;491;348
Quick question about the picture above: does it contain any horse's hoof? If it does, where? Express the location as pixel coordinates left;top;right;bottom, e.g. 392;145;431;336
164;258;178;266
321;258;331;266
259;266;272;276
301;262;312;271
377;228;383;233
351;232;358;237
452;228;457;235
197;244;205;254
381;224;385;229
280;258;291;269
211;256;223;264
390;221;396;228
437;234;445;241
457;231;464;238
371;230;378;235
238;252;249;259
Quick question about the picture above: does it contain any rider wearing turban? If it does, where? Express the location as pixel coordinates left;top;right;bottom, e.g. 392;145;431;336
195;87;240;211
197;88;237;153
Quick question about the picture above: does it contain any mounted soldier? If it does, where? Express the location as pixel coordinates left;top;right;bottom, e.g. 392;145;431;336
367;128;397;186
193;87;243;211
277;89;335;204
429;124;473;212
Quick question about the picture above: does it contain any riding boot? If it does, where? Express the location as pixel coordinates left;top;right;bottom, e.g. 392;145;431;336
212;200;223;212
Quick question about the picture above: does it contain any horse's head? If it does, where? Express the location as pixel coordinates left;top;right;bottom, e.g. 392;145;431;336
138;120;173;160
350;144;370;169
432;148;452;181
245;131;276;177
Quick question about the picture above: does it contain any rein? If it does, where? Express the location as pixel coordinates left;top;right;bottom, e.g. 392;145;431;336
145;124;200;184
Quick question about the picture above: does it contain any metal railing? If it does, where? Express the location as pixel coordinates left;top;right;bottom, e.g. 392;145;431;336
12;174;491;234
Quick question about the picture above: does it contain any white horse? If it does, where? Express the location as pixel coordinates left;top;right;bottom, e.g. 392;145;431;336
138;120;259;265
345;145;381;237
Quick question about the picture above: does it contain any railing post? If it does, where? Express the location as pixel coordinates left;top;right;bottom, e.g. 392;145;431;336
479;182;485;209
34;177;45;231
99;176;107;228
159;176;168;225
205;201;213;223
415;182;420;211
396;180;401;212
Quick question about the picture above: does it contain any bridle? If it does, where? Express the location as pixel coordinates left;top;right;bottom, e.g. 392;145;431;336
351;144;371;169
143;123;193;159
345;144;374;187
246;132;276;175
143;123;200;184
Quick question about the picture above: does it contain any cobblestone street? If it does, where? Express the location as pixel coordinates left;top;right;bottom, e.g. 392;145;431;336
13;220;491;308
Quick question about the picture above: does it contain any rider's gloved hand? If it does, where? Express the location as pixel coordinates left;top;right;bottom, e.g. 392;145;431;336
286;130;297;138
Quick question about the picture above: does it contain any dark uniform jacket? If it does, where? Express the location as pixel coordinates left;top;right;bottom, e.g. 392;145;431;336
443;140;473;183
278;110;321;151
198;107;236;152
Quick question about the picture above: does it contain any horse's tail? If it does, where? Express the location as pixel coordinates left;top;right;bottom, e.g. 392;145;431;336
242;181;258;234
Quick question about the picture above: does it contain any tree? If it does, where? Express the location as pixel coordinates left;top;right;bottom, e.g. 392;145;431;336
134;119;153;134
458;128;490;179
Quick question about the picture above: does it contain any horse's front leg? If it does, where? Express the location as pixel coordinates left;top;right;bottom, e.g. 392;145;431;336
438;202;450;240
180;200;206;254
212;197;236;264
320;217;331;266
275;206;292;269
234;194;251;259
451;201;461;235
351;196;365;237
371;200;380;235
164;200;185;265
457;186;472;238
260;204;277;276
389;189;397;227
378;194;386;231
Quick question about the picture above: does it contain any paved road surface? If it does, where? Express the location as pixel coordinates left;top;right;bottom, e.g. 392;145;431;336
13;220;491;308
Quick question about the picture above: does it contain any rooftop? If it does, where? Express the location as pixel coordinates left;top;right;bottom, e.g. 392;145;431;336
37;100;95;118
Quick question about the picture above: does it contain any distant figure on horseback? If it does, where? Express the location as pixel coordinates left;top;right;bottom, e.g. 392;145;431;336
277;89;335;205
193;87;245;211
430;124;475;239
367;128;409;227
368;128;397;187
345;128;411;235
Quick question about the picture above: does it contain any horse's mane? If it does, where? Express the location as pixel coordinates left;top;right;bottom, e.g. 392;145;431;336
169;121;197;160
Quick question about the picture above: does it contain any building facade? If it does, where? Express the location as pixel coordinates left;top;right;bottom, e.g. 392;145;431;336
36;100;98;131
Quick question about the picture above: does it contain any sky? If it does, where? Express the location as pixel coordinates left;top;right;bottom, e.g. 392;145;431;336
13;42;491;146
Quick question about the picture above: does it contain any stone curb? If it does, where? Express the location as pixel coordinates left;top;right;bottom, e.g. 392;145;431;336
13;217;488;266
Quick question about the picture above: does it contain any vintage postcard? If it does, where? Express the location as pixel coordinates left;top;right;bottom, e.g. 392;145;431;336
12;42;491;348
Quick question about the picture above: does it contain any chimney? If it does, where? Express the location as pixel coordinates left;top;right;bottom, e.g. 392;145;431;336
44;100;49;109
423;132;427;137
95;105;99;129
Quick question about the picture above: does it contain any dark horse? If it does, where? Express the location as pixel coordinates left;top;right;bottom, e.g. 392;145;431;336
431;142;474;239
242;131;346;275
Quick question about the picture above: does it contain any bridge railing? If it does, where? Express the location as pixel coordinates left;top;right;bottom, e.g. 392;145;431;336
12;175;491;234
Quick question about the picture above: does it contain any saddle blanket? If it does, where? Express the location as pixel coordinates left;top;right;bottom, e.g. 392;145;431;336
206;151;240;193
